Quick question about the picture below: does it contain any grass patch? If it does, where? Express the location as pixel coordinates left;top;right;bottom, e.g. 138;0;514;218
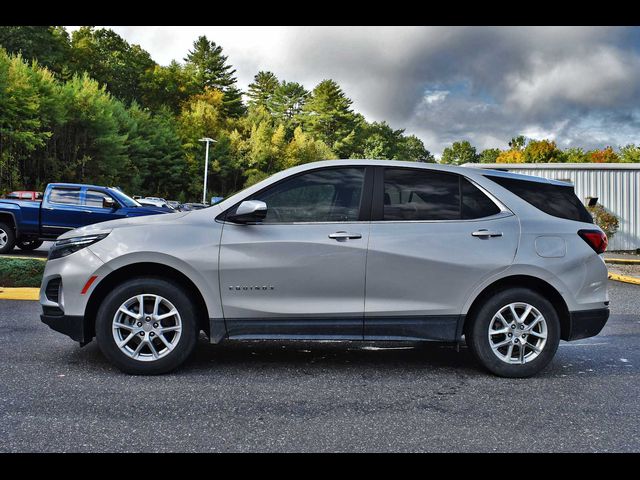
0;258;45;287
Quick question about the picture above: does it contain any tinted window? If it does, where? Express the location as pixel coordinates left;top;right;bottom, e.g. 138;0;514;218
86;190;113;208
35;192;43;200
6;193;20;199
49;188;81;205
462;178;501;219
487;175;593;223
383;169;460;220
252;168;365;223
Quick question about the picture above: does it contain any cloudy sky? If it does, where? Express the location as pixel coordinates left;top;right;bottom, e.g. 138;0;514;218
69;26;640;156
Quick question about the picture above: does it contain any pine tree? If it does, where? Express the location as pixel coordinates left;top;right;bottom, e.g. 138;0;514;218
247;71;279;109
268;81;308;122
299;79;357;157
184;36;245;117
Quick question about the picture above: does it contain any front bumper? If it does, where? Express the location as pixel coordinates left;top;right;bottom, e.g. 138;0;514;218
563;308;610;341
41;312;93;345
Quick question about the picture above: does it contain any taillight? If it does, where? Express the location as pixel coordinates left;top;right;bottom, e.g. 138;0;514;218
578;229;608;254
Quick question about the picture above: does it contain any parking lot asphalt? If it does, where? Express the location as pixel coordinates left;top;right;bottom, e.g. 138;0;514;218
0;280;638;453
6;242;51;259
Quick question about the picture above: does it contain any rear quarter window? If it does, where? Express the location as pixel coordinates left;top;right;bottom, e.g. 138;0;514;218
487;175;593;223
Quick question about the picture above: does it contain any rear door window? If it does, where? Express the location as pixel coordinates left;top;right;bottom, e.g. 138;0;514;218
382;168;501;221
486;175;593;223
383;169;460;221
49;188;81;205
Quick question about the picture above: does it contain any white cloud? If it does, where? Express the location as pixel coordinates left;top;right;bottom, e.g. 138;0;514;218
422;90;449;105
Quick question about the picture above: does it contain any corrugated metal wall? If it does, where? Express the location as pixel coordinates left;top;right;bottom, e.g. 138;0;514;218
471;165;640;251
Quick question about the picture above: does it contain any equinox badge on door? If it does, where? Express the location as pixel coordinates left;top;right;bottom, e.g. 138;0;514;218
229;285;275;291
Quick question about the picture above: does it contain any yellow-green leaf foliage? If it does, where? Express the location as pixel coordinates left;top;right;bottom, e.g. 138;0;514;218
495;149;525;163
523;139;562;163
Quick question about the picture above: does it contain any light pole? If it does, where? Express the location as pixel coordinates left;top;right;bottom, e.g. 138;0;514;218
199;137;217;204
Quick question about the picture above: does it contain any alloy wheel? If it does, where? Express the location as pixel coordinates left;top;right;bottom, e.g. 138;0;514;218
112;294;182;362
488;302;548;364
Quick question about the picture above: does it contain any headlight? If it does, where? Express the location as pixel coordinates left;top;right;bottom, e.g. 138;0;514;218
48;233;110;260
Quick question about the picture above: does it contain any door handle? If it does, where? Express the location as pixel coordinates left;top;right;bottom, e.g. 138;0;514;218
472;229;503;238
328;231;362;240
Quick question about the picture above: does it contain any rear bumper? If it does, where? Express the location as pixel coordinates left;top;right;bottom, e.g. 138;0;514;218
563;308;609;341
41;312;93;345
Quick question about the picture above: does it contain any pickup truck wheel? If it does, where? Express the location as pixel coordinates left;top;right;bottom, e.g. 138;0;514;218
466;288;560;378
0;222;16;254
95;277;199;375
16;240;43;251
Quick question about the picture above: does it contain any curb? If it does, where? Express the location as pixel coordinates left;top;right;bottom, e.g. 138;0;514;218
0;287;40;301
605;258;640;265
0;255;47;262
608;273;640;286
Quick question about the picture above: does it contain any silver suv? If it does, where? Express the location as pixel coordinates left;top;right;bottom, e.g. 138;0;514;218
39;160;610;377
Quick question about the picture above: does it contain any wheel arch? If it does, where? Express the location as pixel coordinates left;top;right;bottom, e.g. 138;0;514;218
463;275;571;341
84;262;212;340
0;211;18;233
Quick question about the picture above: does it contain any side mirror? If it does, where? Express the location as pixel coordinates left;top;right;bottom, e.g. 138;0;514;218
103;197;117;209
227;200;267;224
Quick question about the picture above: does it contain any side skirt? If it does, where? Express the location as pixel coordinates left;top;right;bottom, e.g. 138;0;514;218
209;315;464;343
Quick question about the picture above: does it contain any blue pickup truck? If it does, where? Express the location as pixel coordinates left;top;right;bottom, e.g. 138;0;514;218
0;183;171;254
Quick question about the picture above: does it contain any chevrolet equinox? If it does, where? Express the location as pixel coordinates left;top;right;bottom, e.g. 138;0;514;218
40;160;610;377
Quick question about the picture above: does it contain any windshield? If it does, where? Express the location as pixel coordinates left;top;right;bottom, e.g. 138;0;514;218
109;188;142;208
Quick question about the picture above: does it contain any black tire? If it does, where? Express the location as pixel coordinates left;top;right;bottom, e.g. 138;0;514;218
17;239;43;251
466;288;561;378
0;222;17;254
95;277;199;375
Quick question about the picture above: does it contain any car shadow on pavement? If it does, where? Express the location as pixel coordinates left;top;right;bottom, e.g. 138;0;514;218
62;335;484;376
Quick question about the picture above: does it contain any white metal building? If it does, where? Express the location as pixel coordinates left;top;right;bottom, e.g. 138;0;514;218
465;163;640;251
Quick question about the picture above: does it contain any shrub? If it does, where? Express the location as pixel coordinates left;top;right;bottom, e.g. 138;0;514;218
588;205;619;239
0;258;45;287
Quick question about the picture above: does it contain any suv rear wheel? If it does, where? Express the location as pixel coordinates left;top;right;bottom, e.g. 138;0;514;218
466;288;560;377
95;277;199;375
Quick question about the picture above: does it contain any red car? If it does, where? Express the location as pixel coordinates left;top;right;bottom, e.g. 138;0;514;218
5;191;43;201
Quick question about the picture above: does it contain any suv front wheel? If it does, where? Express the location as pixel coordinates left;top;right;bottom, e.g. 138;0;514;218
466;287;561;377
95;277;199;375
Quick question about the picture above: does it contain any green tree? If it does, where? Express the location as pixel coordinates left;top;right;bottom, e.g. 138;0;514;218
560;147;587;163
479;148;501;163
284;127;336;168
523;139;562;163
440;140;478;165
0;26;70;77
56;73;129;185
0;51;58;189
300;79;358;158
400;135;435;162
268;81;308;122
125;104;188;198
184;36;245;117
508;135;527;150
69;27;155;105
140;61;199;113
247;71;279;109
619;144;640;163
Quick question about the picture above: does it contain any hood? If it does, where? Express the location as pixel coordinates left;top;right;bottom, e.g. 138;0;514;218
131;205;174;214
57;211;191;240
